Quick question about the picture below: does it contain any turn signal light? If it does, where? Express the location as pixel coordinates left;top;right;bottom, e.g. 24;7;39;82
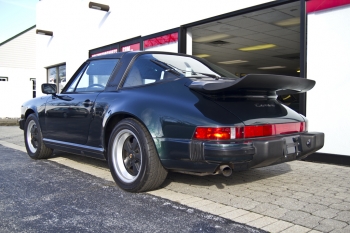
193;122;306;140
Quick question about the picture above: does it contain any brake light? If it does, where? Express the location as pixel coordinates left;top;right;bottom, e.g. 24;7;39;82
193;122;306;140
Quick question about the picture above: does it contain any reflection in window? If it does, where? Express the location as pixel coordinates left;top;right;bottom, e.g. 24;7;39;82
278;94;300;112
47;64;66;93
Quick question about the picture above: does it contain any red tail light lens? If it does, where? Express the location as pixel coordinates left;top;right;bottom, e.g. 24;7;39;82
193;127;231;140
193;122;306;140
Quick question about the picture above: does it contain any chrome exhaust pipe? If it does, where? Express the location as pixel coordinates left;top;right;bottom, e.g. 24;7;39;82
220;165;232;177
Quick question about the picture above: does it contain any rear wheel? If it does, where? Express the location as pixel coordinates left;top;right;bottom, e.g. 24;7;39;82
108;118;167;192
24;114;53;159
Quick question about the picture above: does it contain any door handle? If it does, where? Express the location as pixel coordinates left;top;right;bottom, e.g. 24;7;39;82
83;99;94;106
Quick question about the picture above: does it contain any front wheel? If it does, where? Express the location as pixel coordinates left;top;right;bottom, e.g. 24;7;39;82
108;118;167;192
24;114;53;159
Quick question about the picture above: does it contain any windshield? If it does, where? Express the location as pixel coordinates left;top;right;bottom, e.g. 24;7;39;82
146;54;239;79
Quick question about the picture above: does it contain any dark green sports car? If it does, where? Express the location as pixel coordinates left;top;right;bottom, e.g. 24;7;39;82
19;51;324;192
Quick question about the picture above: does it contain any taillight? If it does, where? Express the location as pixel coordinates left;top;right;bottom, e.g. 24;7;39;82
193;127;232;140
193;122;306;140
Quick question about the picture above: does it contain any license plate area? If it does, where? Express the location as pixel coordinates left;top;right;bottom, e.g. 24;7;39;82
284;136;298;155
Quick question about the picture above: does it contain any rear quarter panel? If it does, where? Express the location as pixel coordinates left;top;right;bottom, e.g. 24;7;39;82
99;78;243;160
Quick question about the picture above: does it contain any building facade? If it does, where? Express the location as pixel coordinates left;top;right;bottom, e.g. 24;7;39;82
0;26;36;118
34;0;350;156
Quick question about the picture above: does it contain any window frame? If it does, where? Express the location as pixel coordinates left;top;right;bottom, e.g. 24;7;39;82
30;78;36;98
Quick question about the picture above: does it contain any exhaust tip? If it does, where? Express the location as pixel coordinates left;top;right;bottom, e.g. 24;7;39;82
220;165;232;177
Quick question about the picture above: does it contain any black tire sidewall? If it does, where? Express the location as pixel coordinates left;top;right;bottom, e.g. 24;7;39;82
24;114;45;159
108;119;151;192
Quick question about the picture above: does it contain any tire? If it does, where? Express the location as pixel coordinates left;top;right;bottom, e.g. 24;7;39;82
24;114;53;159
108;118;167;192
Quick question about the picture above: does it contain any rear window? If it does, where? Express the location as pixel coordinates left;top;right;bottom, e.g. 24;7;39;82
123;54;238;88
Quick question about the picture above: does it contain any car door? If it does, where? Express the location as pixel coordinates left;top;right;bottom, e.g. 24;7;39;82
45;58;119;145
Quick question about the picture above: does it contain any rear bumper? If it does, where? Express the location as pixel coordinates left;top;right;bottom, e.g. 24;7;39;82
202;132;324;168
187;132;324;171
250;132;324;168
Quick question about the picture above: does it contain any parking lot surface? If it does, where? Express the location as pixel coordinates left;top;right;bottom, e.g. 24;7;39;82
0;144;264;233
1;126;350;232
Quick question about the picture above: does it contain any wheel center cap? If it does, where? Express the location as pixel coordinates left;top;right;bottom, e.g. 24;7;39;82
129;154;133;158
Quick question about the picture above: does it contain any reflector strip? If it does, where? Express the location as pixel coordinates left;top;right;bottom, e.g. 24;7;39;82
237;122;305;139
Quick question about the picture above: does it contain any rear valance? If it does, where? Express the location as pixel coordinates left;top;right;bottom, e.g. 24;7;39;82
188;74;315;95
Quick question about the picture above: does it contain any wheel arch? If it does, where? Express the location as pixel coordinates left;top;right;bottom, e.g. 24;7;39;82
24;108;36;119
103;112;148;159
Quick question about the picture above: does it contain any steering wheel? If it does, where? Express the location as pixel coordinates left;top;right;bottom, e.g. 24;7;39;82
87;84;105;89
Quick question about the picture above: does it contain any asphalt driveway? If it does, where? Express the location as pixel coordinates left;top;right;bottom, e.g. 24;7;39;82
0;144;263;233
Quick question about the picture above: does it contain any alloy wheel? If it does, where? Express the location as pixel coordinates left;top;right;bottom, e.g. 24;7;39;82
26;120;38;153
111;129;142;183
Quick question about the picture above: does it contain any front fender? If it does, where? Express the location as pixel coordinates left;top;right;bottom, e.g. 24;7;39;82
20;96;51;132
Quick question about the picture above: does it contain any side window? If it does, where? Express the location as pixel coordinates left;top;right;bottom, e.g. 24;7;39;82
66;59;118;93
123;56;173;88
66;64;87;93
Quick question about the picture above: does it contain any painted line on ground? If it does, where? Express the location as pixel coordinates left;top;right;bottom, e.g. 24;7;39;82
0;140;318;233
0;140;27;153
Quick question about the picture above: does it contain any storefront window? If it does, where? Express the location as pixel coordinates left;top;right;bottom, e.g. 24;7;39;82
47;64;66;93
187;1;302;113
89;30;179;56
143;32;178;52
121;43;140;52
91;48;118;57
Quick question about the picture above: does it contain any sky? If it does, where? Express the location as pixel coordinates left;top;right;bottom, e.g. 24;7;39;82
0;0;38;44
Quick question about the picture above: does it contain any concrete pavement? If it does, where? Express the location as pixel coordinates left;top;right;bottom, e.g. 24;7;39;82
1;126;350;232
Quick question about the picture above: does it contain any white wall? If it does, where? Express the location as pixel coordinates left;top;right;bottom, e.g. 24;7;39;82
0;67;35;118
35;0;274;95
0;27;36;118
307;5;350;156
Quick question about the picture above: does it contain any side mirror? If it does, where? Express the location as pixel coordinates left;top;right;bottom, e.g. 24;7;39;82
42;83;57;94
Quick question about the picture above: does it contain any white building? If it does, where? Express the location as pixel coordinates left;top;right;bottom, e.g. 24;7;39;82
0;26;36;118
32;0;350;157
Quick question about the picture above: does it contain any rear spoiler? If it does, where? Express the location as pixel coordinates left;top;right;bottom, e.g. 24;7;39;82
188;74;315;95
